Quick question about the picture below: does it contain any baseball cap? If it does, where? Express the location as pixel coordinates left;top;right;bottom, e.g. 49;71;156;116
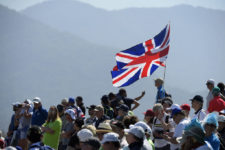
190;95;203;103
171;108;182;117
162;97;173;106
96;123;112;133
167;104;180;110
68;97;75;103
117;104;129;112
143;109;154;116
218;115;225;123
180;104;190;111
86;105;96;110
77;129;93;142
94;105;104;111
83;137;101;149
203;113;218;128
206;79;215;85
111;121;125;129
134;121;152;134
12;102;22;107
65;109;76;120
101;132;119;144
125;126;145;139
212;87;220;94
33;97;41;104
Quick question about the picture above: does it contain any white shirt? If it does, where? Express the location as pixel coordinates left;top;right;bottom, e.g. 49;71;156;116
170;118;190;150
206;90;213;109
152;114;172;148
192;108;206;122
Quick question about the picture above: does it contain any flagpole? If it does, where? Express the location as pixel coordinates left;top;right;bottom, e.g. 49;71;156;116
163;60;167;87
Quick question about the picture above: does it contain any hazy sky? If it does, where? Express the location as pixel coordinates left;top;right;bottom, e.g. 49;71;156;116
0;0;225;11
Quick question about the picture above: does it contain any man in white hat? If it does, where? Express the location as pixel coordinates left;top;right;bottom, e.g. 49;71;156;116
31;97;48;126
206;79;215;109
61;109;76;149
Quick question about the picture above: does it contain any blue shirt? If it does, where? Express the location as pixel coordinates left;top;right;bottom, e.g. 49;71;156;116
156;85;166;103
31;106;48;126
205;133;220;150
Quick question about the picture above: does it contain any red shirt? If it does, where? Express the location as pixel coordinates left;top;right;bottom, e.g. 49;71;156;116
208;96;225;113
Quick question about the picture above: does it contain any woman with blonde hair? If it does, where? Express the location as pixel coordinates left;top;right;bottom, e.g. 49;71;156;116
42;106;62;149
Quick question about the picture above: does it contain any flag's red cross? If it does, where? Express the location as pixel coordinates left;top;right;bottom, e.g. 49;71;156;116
118;46;169;78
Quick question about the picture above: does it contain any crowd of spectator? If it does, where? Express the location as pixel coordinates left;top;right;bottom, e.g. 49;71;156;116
1;78;225;150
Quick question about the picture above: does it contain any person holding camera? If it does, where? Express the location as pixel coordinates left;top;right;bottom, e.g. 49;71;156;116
162;108;189;150
17;99;33;150
152;103;173;150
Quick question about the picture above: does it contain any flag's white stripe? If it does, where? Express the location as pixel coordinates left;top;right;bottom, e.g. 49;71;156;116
116;56;133;64
117;52;139;58
143;43;149;52
112;68;132;81
123;63;145;69
113;67;140;87
151;44;169;54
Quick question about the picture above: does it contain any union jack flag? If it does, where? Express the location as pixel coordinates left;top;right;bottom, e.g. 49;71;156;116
111;24;170;87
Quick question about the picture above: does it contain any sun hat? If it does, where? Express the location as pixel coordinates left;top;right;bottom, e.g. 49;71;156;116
101;132;119;144
96;122;112;133
94;105;104;112
77;129;93;142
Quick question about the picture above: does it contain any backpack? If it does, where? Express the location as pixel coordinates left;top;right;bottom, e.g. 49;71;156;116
104;106;114;119
153;115;170;132
153;115;169;125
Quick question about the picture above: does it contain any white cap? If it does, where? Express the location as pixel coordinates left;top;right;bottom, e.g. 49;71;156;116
33;97;41;104
77;129;93;142
218;115;225;123
101;132;119;144
24;99;33;105
134;121;152;134
167;104;180;110
220;110;225;114
4;146;17;150
125;126;145;139
206;79;215;85
65;109;76;120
